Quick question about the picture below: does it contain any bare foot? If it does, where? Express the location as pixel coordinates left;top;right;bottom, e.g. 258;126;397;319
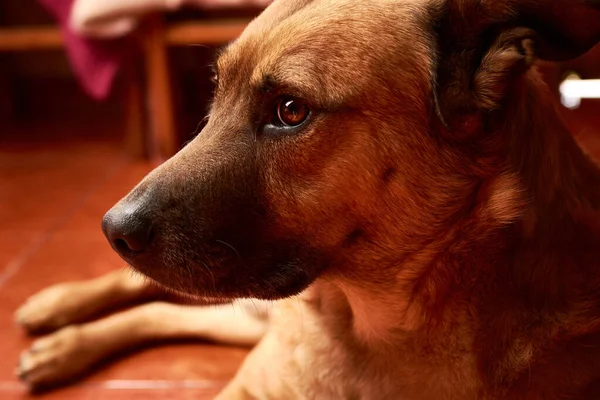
17;326;105;389
15;281;105;334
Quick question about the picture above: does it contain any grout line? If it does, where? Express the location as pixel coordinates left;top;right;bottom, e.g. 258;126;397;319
0;379;229;392
0;155;129;292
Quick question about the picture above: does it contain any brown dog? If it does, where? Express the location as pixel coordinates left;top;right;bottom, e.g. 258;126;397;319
16;0;600;398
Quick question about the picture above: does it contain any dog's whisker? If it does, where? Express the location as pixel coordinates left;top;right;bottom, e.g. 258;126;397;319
249;299;260;318
186;43;211;49
198;260;216;292
215;240;243;262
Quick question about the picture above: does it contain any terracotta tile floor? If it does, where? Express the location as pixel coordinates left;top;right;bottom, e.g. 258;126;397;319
0;122;248;399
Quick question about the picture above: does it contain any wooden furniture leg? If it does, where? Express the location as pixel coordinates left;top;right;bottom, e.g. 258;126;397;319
142;15;178;162
122;60;148;159
0;58;14;119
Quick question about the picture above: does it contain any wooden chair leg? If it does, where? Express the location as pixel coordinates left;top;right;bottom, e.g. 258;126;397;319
122;60;148;159
142;14;178;162
0;58;15;120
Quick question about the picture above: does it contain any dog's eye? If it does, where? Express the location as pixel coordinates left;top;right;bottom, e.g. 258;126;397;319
276;97;310;127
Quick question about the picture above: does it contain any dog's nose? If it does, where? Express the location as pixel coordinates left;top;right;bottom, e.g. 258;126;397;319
101;203;153;256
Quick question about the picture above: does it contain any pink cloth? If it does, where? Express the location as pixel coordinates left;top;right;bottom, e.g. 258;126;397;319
38;0;271;101
39;0;125;100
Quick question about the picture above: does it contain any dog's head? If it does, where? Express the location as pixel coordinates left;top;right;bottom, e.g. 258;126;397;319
102;0;600;300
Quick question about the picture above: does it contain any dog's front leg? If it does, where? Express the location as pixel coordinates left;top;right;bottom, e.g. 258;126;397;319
18;301;268;390
215;382;260;400
15;269;156;334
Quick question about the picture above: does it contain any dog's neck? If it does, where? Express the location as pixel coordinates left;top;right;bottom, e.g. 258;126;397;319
318;69;600;352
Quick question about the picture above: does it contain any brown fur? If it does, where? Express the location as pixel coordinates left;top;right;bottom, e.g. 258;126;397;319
92;0;600;398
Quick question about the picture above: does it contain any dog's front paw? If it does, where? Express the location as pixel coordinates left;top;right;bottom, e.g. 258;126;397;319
15;282;92;334
17;326;99;390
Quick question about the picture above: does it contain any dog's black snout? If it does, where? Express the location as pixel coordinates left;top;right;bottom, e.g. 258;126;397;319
102;203;153;256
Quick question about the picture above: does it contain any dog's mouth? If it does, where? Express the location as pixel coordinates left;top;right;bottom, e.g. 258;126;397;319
139;273;235;306
121;243;327;302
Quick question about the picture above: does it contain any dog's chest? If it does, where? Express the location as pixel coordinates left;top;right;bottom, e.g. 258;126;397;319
246;298;478;400
255;301;392;399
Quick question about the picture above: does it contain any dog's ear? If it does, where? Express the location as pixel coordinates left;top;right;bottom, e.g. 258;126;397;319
432;0;600;134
